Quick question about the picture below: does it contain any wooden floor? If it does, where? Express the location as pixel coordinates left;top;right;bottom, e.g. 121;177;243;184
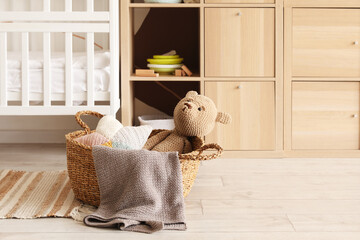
1;144;360;239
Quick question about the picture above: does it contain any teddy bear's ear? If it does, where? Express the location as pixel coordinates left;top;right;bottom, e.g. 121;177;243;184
216;112;232;125
186;91;198;98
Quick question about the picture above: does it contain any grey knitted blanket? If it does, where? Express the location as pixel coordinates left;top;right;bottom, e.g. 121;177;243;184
83;146;187;233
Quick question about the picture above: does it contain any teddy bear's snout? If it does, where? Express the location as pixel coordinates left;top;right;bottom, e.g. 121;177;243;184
183;102;193;111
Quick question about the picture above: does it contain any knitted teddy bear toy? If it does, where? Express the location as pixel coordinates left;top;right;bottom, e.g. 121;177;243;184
143;91;231;154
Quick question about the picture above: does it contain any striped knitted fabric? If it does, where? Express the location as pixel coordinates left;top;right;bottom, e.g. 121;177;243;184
75;132;109;146
112;125;153;150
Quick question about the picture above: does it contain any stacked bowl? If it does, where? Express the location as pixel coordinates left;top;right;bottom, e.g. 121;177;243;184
147;55;183;75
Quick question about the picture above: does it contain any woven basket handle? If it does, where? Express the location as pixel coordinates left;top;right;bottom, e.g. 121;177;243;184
179;143;223;161
75;111;104;134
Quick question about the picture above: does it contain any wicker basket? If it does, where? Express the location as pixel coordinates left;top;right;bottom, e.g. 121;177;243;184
66;111;223;207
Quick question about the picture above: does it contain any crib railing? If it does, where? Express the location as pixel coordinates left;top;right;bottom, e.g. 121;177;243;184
0;0;119;116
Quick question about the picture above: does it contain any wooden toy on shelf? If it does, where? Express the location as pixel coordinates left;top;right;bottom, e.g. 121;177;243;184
135;69;159;77
181;65;193;76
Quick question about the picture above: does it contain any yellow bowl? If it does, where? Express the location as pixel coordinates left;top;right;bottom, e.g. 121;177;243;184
147;58;183;65
153;55;180;59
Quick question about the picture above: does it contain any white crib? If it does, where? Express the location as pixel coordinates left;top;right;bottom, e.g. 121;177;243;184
0;0;120;116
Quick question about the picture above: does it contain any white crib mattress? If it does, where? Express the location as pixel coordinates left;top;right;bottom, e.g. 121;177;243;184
6;51;111;94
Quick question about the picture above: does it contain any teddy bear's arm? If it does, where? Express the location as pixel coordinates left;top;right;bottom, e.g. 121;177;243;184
143;130;172;150
183;138;193;154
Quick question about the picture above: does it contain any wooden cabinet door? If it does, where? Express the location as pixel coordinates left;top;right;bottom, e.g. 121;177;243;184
205;0;274;3
293;9;360;77
292;82;360;150
205;8;275;77
205;82;275;150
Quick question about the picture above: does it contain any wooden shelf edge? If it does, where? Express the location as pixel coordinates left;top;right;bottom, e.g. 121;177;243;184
129;76;276;81
204;3;276;7
284;150;360;158
220;150;283;159
288;3;360;8
130;74;201;81
129;3;276;8
204;77;276;81
129;3;201;8
293;77;360;82
219;150;360;158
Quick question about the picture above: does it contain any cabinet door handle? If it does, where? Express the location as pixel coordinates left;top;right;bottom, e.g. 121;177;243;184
354;41;359;45
237;85;242;89
353;114;358;118
236;12;242;16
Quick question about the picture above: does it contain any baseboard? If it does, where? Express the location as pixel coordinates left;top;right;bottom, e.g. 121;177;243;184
0;129;77;144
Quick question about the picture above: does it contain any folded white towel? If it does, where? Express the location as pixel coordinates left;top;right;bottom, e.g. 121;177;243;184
96;115;123;140
112;125;153;150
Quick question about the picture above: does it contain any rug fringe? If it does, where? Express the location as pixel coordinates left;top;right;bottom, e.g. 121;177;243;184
70;204;97;222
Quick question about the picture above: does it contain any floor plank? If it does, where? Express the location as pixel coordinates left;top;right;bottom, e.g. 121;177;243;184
187;186;360;200
200;158;360;176
186;214;294;232
288;215;360;232
201;200;360;215
2;232;360;240
193;175;223;187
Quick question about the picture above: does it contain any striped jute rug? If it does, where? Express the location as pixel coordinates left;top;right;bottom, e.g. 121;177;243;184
0;169;81;219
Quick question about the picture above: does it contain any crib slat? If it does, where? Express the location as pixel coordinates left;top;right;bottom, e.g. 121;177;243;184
65;33;73;107
43;32;51;106
8;92;110;102
65;0;72;12
0;106;112;116
0;23;109;33
22;32;29;107
87;0;94;12
0;33;7;107
87;32;95;107
0;13;109;22
43;0;50;12
109;0;120;115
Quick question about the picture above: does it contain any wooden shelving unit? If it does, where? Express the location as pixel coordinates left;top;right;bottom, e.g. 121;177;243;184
121;0;284;157
121;0;360;158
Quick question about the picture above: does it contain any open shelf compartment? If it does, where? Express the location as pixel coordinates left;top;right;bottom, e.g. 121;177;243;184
132;7;200;78
133;81;200;125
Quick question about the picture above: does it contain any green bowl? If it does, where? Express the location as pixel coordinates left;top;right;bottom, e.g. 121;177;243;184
147;58;183;65
153;55;180;59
